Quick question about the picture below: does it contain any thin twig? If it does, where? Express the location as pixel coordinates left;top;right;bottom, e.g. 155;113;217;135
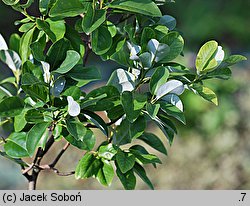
50;142;70;168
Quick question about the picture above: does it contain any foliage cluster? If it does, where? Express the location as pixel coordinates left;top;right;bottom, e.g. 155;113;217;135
0;0;246;189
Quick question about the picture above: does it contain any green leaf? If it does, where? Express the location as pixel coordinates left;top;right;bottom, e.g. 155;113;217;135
116;150;135;174
25;109;45;124
62;86;82;100
147;39;170;63
160;103;186;124
141;27;156;51
121;91;147;123
0;49;21;73
49;0;87;18
83;110;108;136
108;0;162;17
130;148;162;164
98;143;117;160
30;34;46;61
138;132;167;155
36;19;65;43
129;115;146;139
39;0;51;15
21;73;41;85
22;84;48;102
116;167;136;190
156;80;184;101
150;66;169;95
96;160;114;186
65;25;85;57
2;0;19;6
192;84;218;105
9;33;20;53
0;33;8;50
112;118;130;145
107;105;124;121
20;27;35;62
146;103;160;119
217;55;247;69
66;119;95;150
82;5;107;34
158;15;176;30
133;163;154;190
67;65;101;83
206;67;232;80
54;50;80;74
160;31;184;62
0;151;28;167
91;25;112;55
75;152;102;179
46;38;70;70
152;115;176;145
14;108;28;132
195;40;218;72
26;122;50;156
19;23;35;33
4;132;29;158
0;97;24;117
107;68;135;93
83;86;120;111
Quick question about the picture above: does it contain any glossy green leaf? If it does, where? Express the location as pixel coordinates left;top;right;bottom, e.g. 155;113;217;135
9;33;20;53
2;0;19;6
30;34;46;61
133;163;154;190
192;84;218;105
96;160;114;186
130;149;162;164
20;27;35;62
83;110;108;136
91;26;112;55
116;167;136;190
50;0;87;18
22;84;48;102
54;50;80;74
46;38;70;70
138;132;167;155
19;23;35;33
4;132;29;158
195;40;218;72
14;108;28;132
65;25;85;57
25;109;45;123
62;86;82;100
147;39;170;62
67;65;101;83
82;6;106;34
75;152;102;179
108;0;162;17
26;122;50;156
107;105;124;121
158;15;176;30
21;73;41;85
129;115;146;139
116;150;135;174
121;91;147;123
46;19;66;41
107;68;135;93
113;118;130;145
146;103;160;119
217;55;247;69
150;66;169;95
160;103;186;124
0;151;28;167
0;49;21;72
98;143;117;160
156;80;184;100
0;97;24;117
39;0;51;15
160;32;184;62
0;33;8;50
66;119;95;150
206;67;232;80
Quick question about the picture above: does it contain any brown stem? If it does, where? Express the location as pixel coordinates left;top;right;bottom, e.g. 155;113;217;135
50;142;70;168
